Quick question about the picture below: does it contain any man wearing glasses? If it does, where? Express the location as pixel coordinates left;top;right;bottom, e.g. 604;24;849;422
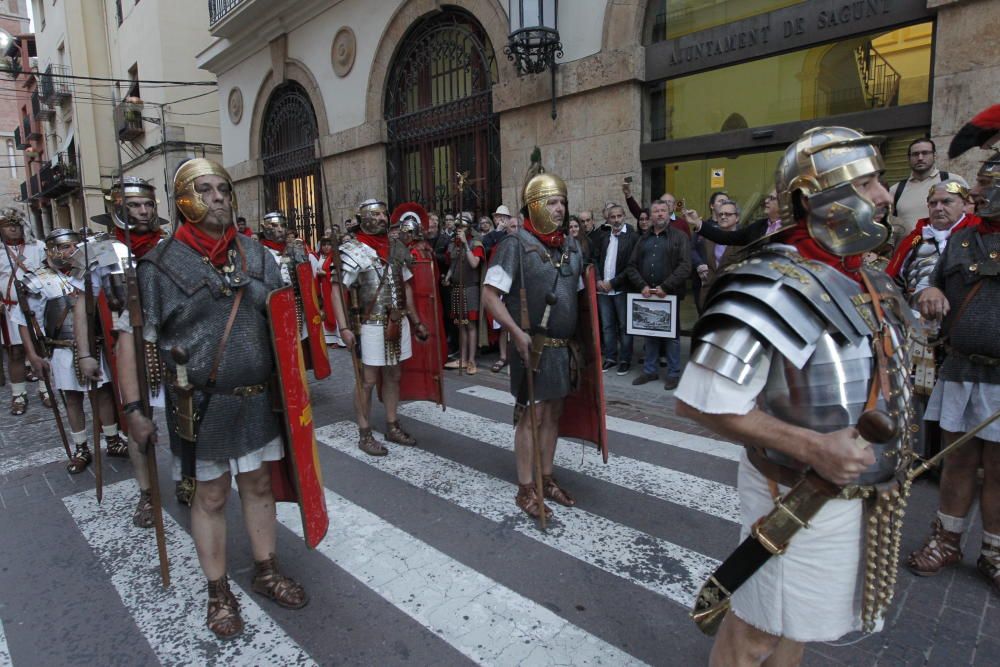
889;139;967;236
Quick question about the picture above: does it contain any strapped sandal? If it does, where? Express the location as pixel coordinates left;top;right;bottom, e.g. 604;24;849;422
105;434;129;458
207;575;244;640
385;421;416;447
175;477;195;507
39;389;53;409
358;428;387;456
491;359;508;373
133;489;155;529
24;366;38;383
466;362;478;375
977;544;1000;595
542;474;576;507
907;518;963;576
252;553;308;610
515;483;552;520
67;444;92;474
10;393;27;416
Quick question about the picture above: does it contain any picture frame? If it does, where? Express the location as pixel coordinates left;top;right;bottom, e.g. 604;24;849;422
626;293;678;339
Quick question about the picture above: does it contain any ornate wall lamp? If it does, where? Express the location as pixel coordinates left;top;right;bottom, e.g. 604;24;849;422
504;0;563;119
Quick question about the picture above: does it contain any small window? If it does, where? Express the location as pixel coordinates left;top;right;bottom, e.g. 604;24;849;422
7;139;17;179
115;0;123;26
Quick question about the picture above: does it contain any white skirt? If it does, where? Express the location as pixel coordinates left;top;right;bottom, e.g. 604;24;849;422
2;306;22;345
360;319;412;367
49;348;109;393
730;452;868;642
924;380;1000;442
171;436;284;482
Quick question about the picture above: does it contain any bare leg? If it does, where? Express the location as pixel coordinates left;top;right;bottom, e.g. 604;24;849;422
128;438;150;488
464;323;478;367
513;412;535;485
235;465;277;562
499;330;507;362
95;384;118;427
981;440;1000;535
763;639;805;667
710;613;784;667
191;473;232;581
458;325;468;369
63;390;85;432
8;345;25;384
356;364;378;430
382;364;401;422
938;430;984;521
539;399;564;476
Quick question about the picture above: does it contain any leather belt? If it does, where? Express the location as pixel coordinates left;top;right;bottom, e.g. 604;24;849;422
543;337;568;348
45;339;76;349
747;446;866;500
946;347;1000;367
195;383;267;397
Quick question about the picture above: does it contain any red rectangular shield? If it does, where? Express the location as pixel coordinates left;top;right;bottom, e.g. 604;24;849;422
295;262;331;381
398;254;446;406
558;264;609;462
267;286;330;549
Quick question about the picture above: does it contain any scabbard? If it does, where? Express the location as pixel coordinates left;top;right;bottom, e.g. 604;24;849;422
690;471;840;636
173;385;198;479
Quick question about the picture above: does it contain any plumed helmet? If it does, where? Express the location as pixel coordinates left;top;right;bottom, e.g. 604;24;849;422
44;227;81;247
775;126;887;256
521;147;567;235
103;176;161;231
975;151;1000;219
173;158;237;224
391;202;428;237
357;198;388;235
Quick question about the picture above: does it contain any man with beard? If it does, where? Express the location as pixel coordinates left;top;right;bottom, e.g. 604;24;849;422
75;177;168;519
889;139;968;236
1;207;49;415
482;160;585;519
677;127;913;665
329;199;429;456
594;203;638;375
15;228;121;474
124;159;308;639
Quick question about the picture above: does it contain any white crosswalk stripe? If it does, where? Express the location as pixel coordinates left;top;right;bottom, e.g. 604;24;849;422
0;617;11;667
63;480;316;667
0;447;66;476
316;422;720;607
277;487;646;666
457;385;743;461
398;401;740;523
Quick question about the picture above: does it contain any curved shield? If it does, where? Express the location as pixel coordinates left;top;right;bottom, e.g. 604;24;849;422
268;287;330;549
399;247;446;406
558;264;608;462
295;262;331;380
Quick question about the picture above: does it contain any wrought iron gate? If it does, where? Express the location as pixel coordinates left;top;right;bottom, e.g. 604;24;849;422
384;10;500;219
261;82;323;246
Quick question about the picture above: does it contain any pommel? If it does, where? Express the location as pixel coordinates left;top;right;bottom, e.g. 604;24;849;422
170;346;189;366
857;410;898;444
544;292;557;306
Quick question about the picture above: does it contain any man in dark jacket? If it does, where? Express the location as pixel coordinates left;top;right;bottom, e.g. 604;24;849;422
594;204;639;375
626;200;691;389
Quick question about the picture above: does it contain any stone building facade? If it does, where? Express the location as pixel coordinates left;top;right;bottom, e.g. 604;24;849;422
199;0;1000;246
0;0;30;217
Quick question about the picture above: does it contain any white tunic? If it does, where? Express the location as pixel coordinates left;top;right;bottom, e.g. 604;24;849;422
1;241;47;346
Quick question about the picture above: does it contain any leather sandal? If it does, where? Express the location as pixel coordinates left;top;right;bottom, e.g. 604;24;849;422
24;366;38;383
385;420;416;447
465;362;478;375
105;434;129;458
39;390;53;409
133;489;155;529
67;444;92;474
10;393;27;416
207;575;244;640
977;544;1000;595
491;359;508;373
252;553;308;609
358;428;387;456
907;518;963;576
515;483;552;520
542;474;576;507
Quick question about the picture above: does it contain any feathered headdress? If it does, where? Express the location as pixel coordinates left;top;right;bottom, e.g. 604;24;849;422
519;146;544;213
390;201;429;232
949;104;1000;158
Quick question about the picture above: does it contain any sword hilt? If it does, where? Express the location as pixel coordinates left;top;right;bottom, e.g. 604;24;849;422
170;346;191;389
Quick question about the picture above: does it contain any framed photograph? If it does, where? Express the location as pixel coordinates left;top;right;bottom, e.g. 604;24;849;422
626;293;678;339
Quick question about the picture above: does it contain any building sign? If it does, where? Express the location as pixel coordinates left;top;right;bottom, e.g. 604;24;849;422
646;0;933;81
710;168;725;188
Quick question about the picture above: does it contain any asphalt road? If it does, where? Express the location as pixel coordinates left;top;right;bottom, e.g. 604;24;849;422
0;350;997;666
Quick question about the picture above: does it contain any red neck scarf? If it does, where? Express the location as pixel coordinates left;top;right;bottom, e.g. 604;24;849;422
356;232;390;260
523;217;565;249
174;222;237;268
114;227;160;259
260;238;285;253
776;222;863;282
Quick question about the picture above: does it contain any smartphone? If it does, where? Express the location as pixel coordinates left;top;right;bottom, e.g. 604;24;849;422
624;176;633;184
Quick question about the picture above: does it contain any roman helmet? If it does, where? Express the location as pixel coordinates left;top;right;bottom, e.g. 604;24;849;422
974;151;1000;219
260;211;288;243
44;227;81;269
521;148;568;235
775;126;887;256
102;176;163;231
173;158;237;224
390;202;428;238
0;206;34;242
357;199;389;235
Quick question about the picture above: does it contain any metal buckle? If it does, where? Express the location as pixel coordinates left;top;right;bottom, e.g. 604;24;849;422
233;384;265;397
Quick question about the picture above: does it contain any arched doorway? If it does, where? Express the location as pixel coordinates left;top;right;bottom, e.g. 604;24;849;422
384;8;500;217
261;82;323;245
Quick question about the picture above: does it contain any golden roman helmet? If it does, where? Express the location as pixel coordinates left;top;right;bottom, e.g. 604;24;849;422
173;158;237;224
523;172;568;235
775;126;887;257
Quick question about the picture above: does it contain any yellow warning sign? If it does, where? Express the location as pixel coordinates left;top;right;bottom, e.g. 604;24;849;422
710;168;725;188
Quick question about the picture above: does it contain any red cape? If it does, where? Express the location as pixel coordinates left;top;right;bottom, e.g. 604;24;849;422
885;214;981;279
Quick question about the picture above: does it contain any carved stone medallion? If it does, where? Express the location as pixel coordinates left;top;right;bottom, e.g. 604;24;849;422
332;27;356;78
228;87;244;125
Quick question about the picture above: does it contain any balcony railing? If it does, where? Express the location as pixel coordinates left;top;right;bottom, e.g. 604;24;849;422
39;64;72;105
116;99;145;141
208;0;246;26
38;152;81;199
32;90;54;121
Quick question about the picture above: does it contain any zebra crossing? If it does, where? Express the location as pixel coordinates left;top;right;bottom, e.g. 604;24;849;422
1;382;748;665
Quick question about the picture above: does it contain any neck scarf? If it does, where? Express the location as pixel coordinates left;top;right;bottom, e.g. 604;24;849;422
356;232;390;260
114;227;160;259
776;222;863;282
174;222;236;268
260;238;285;253
523;217;565;249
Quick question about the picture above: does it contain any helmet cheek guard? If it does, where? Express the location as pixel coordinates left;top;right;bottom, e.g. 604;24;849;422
976;152;1000;219
523;172;568;235
173;159;237;224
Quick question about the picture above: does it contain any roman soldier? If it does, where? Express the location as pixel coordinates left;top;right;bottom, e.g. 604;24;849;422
677;127;915;662
482;152;607;519
1;207;49;415
126;158;309;639
329;199;430;456
443;215;484;374
74;176;170;522
14;228;122;474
